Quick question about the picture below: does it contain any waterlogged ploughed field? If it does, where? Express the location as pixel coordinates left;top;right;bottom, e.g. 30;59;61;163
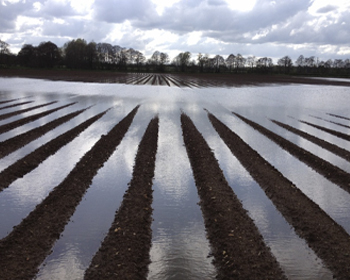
1;77;350;280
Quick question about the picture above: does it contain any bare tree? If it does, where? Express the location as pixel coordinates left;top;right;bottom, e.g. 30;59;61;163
0;39;11;55
197;53;209;72
246;56;256;69
212;55;224;72
225;54;236;72
277;55;293;73
173;51;191;72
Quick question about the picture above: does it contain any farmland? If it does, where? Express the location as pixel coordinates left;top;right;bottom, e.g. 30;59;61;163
0;74;350;279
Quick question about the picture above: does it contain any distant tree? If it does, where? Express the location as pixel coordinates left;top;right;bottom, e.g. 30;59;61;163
37;41;61;68
0;40;11;55
150;51;168;71
277;55;293;73
235;53;246;71
0;39;14;67
134;51;145;71
64;39;97;69
226;54;236;72
197;53;209;72
212;55;225;72
173;51;191;72
256;57;273;73
18;44;37;67
246;56;256;70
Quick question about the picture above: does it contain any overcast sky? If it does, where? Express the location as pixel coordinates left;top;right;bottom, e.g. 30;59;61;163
1;0;350;62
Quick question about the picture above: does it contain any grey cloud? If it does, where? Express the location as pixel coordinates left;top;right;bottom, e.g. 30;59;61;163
0;0;35;32
316;5;337;13
92;0;156;23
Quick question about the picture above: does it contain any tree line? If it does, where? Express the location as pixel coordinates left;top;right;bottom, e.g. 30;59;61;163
1;38;350;76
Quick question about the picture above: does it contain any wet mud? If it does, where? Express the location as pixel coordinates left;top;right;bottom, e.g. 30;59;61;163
2;69;350;88
233;112;350;194
208;112;350;280
0;106;138;280
0;102;76;134
181;113;287;280
85;117;158;280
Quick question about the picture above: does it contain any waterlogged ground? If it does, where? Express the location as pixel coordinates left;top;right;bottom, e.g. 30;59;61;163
1;77;350;279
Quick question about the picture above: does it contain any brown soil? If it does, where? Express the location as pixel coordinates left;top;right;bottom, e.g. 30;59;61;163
233;112;350;195
0;100;33;110
300;119;350;141
0;101;57;121
181;113;287;280
85;117;159;280
0;107;88;159
1;68;350;87
0;109;108;192
0;102;76;134
208;112;350;280
0;106;138;280
271;118;350;162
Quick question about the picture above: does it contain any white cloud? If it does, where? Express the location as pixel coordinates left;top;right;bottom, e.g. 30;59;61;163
1;0;349;61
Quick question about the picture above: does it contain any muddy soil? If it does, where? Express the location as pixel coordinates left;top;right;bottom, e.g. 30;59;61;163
1;69;350;87
271;118;350;162
0;106;138;280
233;112;350;194
0;102;76;134
85;117;159;280
181;113;287;280
208;112;350;280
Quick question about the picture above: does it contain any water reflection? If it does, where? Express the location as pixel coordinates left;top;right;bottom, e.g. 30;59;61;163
36;106;153;280
1;78;350;279
148;108;216;280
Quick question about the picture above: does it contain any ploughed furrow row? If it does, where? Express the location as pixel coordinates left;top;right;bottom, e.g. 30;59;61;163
0;101;33;111
0;107;89;159
0;106;139;280
271;119;350;162
300;119;350;141
85;116;159;280
208;112;350;280
233;112;350;194
0;108;108;192
0;99;18;104
0;101;57;121
0;102;76;134
181;113;286;280
327;113;350;121
310;115;350;129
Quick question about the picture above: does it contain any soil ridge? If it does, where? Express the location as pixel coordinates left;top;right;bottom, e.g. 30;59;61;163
0;106;139;280
85;116;159;280
181;113;286;280
208;112;350;280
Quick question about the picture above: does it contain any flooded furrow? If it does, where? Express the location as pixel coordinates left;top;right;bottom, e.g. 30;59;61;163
0;107;90;159
300;119;350;141
187;108;333;279
0;101;58;121
0;100;34;111
0;106;139;280
0;109;109;192
208;112;350;280
271;119;350;162
0;105;123;239
233;112;350;194
148;109;216;280
0;102;87;142
85;116;158;280
181;113;286;280
36;106;154;280
0;102;76;134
